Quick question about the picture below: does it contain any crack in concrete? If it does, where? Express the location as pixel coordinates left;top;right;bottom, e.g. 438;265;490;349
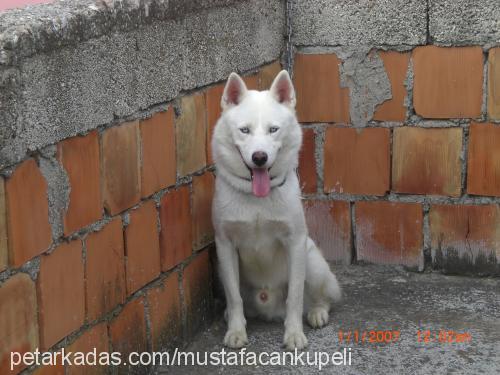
38;145;70;241
338;48;392;127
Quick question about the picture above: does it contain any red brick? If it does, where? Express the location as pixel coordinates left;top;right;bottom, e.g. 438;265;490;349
176;93;207;176
109;298;147;373
206;84;224;165
159;185;193;271
258;61;282;90
6;158;52;267
242;74;259;90
324;127;390;195
430;205;500;275
467;123;500;197
413;46;483;118
0;178;7;272
32;362;65;375
147;272;182;351
85;218;126;320
293;54;350;123
355;201;423;269
392;127;462;197
66;323;109;375
0;273;39;374
124;201;161;295
101;121;141;215
58;131;102;235
37;240;85;349
304;200;351;264
140;109;177;197
488;48;500;119
373;51;410;122
183;250;212;338
298;128;317;194
192;172;215;251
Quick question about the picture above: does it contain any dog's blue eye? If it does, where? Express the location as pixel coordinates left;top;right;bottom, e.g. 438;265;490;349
240;127;250;134
269;126;280;134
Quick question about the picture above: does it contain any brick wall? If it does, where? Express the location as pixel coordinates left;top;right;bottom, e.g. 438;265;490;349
0;61;280;374
295;47;500;276
1;1;500;372
3;45;499;375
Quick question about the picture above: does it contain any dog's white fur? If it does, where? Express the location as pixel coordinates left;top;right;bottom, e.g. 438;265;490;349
211;70;341;350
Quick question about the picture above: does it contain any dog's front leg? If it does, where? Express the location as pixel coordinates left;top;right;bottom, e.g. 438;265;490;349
284;234;308;350
216;235;248;348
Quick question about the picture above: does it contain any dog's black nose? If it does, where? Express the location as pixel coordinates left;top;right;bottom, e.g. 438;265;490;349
252;151;268;167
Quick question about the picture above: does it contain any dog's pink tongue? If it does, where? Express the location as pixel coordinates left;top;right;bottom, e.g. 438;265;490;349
252;168;271;197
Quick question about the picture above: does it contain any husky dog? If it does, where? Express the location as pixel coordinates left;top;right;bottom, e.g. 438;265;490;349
211;70;341;350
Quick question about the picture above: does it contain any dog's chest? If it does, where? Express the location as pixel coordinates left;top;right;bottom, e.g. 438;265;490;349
224;214;290;251
225;217;289;288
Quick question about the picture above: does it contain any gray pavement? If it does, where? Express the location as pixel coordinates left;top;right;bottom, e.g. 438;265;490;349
158;265;500;374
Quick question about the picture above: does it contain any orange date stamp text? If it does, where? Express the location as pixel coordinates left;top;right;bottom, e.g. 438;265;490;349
338;330;401;344
417;330;472;343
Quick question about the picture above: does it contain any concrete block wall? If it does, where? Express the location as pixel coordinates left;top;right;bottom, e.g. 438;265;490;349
0;0;285;372
292;0;500;276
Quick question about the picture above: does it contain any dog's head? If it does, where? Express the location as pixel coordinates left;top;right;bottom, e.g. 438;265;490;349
212;70;302;198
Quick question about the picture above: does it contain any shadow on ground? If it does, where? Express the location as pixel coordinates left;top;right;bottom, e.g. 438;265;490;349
157;264;500;374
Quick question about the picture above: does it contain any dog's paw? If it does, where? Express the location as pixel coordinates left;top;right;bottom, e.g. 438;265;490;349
283;330;308;350
307;307;329;328
224;329;248;349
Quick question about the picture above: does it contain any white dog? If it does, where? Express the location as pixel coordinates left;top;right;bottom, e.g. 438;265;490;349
211;70;341;350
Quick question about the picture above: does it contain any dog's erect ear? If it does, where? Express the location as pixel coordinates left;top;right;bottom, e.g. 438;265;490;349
269;70;296;108
221;73;248;110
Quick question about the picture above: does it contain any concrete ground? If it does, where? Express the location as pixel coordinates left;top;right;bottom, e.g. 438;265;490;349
158;265;500;375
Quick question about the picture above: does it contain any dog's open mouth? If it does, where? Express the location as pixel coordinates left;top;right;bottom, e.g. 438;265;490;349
250;167;271;198
237;146;272;198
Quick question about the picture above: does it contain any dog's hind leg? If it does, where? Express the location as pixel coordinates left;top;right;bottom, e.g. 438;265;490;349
304;238;342;328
